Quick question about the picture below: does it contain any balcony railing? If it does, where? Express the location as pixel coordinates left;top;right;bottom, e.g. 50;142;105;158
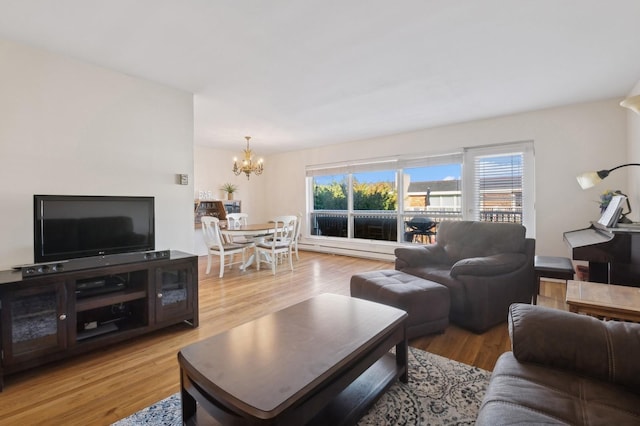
311;209;521;243
311;213;348;237
478;210;522;223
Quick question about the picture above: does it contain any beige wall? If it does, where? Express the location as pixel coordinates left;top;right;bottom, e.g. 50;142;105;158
626;80;640;219
0;38;195;269
196;98;629;259
192;144;266;255
193;145;265;217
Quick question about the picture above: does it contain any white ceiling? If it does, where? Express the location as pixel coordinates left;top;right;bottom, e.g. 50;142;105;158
1;0;639;155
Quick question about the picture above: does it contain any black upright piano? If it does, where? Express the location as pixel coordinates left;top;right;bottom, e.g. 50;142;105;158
564;222;640;286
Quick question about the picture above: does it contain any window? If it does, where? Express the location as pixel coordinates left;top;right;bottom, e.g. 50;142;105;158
400;159;462;243
402;162;462;216
306;141;534;244
311;173;348;237
463;141;535;235
352;170;397;241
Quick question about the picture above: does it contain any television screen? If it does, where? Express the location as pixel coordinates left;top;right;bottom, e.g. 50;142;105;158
34;195;155;263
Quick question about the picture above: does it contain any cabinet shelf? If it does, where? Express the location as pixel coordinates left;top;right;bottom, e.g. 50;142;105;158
75;290;147;312
194;200;227;225
194;200;241;227
76;322;119;341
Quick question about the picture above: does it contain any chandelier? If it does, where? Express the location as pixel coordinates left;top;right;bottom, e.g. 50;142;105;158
232;136;264;179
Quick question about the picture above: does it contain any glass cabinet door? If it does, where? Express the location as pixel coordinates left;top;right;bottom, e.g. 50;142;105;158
2;282;68;365
154;262;195;325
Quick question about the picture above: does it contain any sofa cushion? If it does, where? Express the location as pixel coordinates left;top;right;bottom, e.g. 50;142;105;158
394;244;450;269
477;352;640;425
437;221;526;262
509;303;640;392
451;253;527;277
398;266;466;316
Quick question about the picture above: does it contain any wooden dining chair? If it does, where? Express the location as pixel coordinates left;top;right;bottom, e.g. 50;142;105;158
255;215;297;274
201;216;251;278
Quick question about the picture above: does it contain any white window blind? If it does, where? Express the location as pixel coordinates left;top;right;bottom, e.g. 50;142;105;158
463;141;535;236
399;152;463;169
305;152;462;177
305;158;398;177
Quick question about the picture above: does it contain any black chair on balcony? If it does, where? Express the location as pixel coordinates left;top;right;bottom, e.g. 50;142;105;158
404;217;437;243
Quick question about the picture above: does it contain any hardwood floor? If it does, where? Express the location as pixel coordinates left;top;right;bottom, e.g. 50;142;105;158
0;251;568;425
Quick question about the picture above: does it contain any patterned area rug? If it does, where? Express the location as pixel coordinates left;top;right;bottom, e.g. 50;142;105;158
113;347;490;426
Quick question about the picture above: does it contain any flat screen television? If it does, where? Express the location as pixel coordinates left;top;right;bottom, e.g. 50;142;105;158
34;195;155;263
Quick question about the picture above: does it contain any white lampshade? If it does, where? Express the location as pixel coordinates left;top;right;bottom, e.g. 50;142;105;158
576;171;602;189
576;164;640;190
620;94;640;115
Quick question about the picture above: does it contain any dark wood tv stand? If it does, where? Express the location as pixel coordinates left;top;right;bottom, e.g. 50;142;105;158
0;250;198;391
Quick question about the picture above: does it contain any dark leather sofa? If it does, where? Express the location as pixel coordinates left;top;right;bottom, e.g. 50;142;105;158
477;303;640;425
394;220;535;333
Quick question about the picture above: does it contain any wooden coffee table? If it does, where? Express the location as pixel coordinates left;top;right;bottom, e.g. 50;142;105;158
565;280;640;322
178;293;408;425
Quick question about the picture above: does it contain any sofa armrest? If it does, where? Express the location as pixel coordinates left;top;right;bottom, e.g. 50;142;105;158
450;253;526;277
509;303;640;392
394;245;448;269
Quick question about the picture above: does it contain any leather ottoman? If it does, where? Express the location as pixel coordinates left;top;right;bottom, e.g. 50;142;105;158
350;270;450;339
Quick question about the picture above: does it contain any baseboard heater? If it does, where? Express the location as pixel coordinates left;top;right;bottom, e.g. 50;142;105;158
300;242;395;262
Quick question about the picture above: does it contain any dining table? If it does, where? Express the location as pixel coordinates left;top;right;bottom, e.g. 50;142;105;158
220;222;278;270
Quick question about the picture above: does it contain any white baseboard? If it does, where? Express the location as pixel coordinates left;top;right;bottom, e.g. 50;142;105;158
298;241;395;262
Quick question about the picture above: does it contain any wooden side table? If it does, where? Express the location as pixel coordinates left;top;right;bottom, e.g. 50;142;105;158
565;280;640;322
